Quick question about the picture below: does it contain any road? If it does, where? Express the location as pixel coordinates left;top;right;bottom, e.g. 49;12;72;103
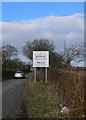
2;72;31;118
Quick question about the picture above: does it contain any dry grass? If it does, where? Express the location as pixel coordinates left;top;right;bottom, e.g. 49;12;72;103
48;68;85;118
28;68;85;118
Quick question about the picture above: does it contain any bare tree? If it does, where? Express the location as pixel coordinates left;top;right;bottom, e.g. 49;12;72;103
60;40;83;67
2;45;18;62
22;39;64;68
22;39;54;59
2;45;18;70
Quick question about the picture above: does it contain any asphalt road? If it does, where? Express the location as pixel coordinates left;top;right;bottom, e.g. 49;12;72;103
2;72;31;118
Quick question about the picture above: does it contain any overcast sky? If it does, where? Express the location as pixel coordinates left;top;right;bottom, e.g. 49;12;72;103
1;2;84;66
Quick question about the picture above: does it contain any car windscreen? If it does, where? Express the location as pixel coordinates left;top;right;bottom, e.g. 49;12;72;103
16;71;23;73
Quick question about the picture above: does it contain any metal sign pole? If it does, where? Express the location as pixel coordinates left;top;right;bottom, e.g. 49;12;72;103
45;67;47;83
34;67;36;83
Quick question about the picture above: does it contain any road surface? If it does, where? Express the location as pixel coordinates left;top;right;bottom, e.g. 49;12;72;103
2;72;31;118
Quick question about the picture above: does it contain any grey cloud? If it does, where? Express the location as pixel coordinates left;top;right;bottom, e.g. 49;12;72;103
2;14;84;52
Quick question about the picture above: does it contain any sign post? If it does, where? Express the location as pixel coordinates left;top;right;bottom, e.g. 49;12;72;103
33;51;49;83
46;67;47;83
34;67;36;83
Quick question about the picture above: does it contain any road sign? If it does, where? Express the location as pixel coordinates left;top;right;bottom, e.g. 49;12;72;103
33;51;49;67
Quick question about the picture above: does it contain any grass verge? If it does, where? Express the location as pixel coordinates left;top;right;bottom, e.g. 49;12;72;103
24;82;59;118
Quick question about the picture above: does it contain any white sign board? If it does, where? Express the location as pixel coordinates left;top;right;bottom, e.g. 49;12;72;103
33;51;49;67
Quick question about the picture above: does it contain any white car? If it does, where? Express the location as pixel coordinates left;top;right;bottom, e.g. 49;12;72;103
14;71;25;79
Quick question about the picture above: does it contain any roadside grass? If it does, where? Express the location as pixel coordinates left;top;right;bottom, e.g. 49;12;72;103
24;82;59;118
24;68;84;118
